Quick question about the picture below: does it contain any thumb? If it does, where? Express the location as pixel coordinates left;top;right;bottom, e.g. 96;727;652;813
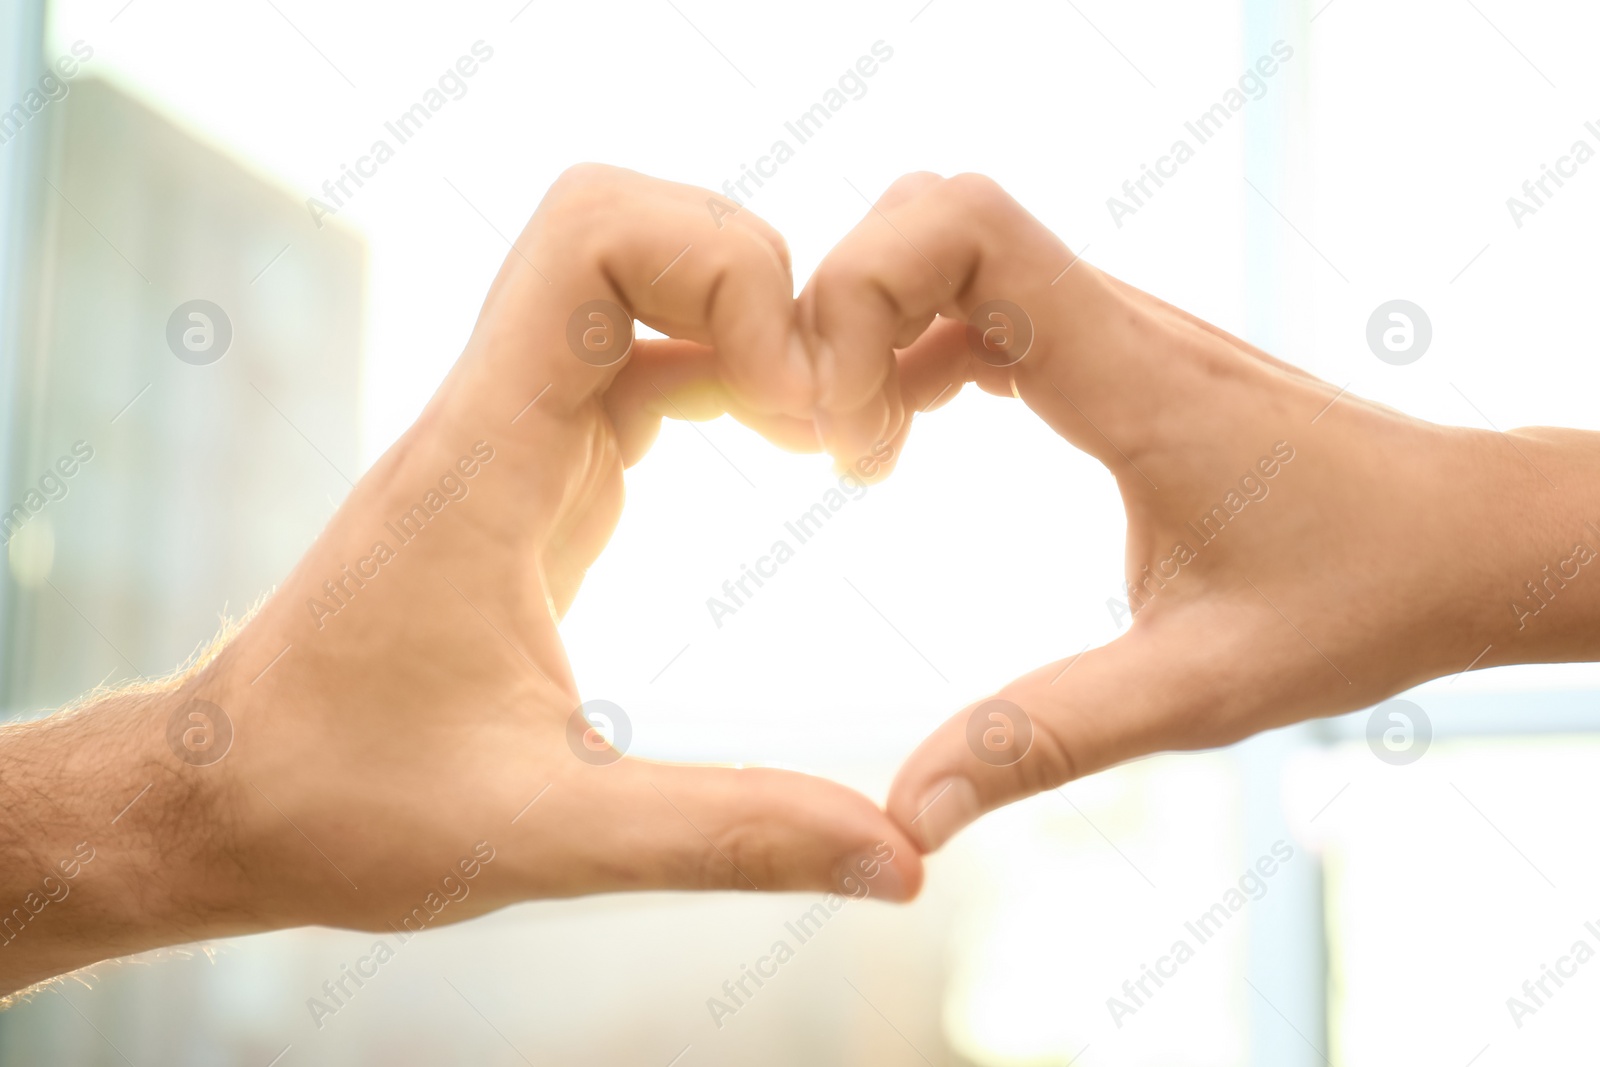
597;759;925;901
887;627;1220;852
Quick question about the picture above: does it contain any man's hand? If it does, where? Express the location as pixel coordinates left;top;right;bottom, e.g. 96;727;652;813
12;165;1600;1000
797;171;1600;852
0;165;920;998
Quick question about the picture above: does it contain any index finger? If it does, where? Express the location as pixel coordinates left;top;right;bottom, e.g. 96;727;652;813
799;172;1162;478
458;164;818;428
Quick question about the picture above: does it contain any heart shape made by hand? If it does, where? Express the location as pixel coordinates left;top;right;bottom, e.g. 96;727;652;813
176;164;1522;948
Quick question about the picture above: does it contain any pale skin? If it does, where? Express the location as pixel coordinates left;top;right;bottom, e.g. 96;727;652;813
3;166;1598;1000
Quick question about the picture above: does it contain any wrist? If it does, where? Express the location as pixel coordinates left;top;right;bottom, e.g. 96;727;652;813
1388;422;1600;681
1480;426;1600;666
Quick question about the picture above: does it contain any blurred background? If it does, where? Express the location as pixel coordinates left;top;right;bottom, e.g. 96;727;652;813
2;0;1599;1063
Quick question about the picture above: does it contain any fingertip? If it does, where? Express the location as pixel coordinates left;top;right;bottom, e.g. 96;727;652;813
616;411;663;469
833;831;925;903
898;775;981;854
779;777;926;902
626;763;927;898
819;786;928;903
886;698;1041;854
821;390;892;475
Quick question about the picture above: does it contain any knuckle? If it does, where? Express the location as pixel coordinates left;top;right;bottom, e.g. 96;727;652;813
760;226;794;277
710;223;786;282
810;252;880;307
990;688;1079;791
943;170;1003;203
1021;721;1080;792
694;819;768;891
878;170;945;206
539;166;622;253
941;172;1020;227
547;161;623;201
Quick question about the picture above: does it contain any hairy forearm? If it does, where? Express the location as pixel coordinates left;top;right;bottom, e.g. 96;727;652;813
0;686;250;999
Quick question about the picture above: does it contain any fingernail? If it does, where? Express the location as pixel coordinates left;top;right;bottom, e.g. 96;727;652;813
909;777;980;852
833;848;909;902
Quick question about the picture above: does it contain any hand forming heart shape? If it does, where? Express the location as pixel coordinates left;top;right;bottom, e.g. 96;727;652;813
90;163;1561;965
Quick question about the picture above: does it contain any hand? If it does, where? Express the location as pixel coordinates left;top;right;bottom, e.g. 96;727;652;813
797;172;1600;852
0;165;920;998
